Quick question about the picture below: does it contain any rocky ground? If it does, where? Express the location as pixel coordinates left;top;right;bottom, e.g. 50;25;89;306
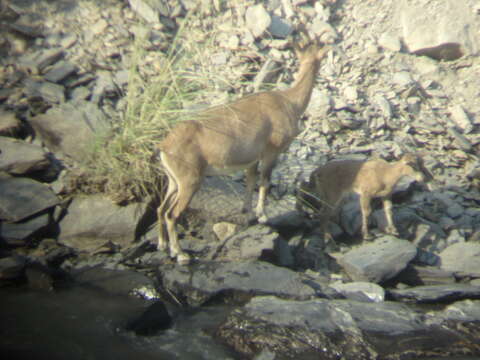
1;0;480;359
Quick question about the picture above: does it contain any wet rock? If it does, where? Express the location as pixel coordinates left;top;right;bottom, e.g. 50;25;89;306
59;194;152;251
0;255;26;281
73;267;156;297
159;260;318;306
29;100;109;162
331;281;385;302
439;242;480;277
388;284;480;304
337;236;417;283
127;300;172;335
0;177;59;222
0;136;50;175
25;262;54;291
217;295;475;359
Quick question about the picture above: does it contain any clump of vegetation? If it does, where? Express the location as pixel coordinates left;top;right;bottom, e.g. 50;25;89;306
76;11;236;203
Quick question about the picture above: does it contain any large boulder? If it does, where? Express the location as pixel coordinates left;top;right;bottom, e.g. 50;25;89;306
439;242;480;277
217;295;480;359
159;260;319;306
400;0;479;60
0;176;59;222
58;194;152;251
337;236;417;283
29;100;109;162
0;136;50;175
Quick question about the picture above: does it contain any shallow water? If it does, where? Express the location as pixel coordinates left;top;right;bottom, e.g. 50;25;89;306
0;286;237;360
1;285;478;360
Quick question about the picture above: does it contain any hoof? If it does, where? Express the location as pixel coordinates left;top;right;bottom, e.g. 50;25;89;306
157;242;168;252
257;215;268;224
386;228;400;236
177;253;191;266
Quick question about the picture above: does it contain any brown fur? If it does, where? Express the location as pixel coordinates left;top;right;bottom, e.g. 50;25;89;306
157;36;331;264
297;153;431;240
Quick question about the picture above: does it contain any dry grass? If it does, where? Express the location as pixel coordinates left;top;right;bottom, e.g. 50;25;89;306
76;11;240;203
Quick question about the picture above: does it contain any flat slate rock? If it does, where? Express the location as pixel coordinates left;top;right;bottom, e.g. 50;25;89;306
388;284;480;303
0;136;50;175
439;242;480;277
217;295;479;359
1;213;50;245
337;236;417;284
29;100;109;161
0;177;59;222
58;194;151;251
73;267;156;297
159;260;318;306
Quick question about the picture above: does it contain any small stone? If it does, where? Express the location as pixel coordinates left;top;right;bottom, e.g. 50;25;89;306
245;4;271;38
91;18;109;35
449;104;473;134
378;33;401;52
213;222;238;241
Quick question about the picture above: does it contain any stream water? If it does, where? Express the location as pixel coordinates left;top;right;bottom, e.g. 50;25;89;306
1;285;478;360
0;285;237;360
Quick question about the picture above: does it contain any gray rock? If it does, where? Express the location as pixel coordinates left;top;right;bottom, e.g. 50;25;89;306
397;265;456;286
268;15;293;38
29;100;109;162
19;48;64;73
245;4;271;38
449;104;473;134
0;136;50;175
0;255;26;280
212;222;238;241
24;79;65;104
59;194;150;251
212;224;283;262
128;0;169;23
438;299;480;322
0;110;21;136
188;176;248;224
44;60;77;83
1;213;50;246
0;177;59;222
378;33;402;52
401;0;478;58
73;267;157;297
439;242;480;277
217;296;454;359
388;284;480;304
331;281;385;302
159;260;318;306
337;236;417;283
